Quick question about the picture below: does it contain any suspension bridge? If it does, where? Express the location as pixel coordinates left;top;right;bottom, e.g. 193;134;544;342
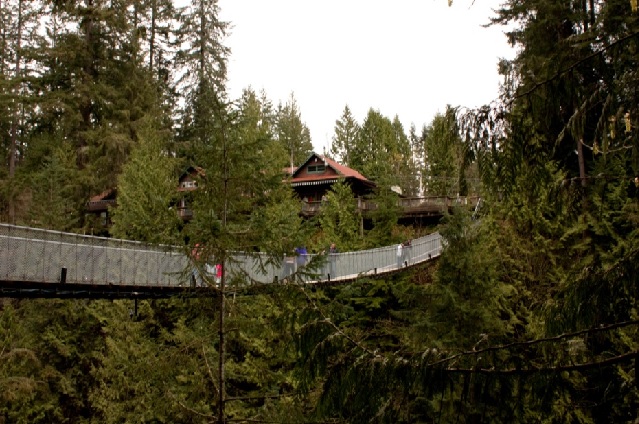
0;224;443;299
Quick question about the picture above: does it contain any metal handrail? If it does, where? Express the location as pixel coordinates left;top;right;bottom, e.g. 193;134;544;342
0;224;442;288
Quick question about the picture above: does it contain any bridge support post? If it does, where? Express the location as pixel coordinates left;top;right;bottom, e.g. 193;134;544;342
59;267;67;284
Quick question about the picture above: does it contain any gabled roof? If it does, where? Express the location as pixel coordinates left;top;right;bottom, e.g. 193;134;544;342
179;165;205;180
282;166;296;176
89;188;117;203
87;188;117;212
290;152;372;185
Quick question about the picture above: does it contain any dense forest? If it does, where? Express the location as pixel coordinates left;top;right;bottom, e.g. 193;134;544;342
1;0;639;422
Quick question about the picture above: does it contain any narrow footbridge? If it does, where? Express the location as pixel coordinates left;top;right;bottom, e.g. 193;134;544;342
0;224;442;299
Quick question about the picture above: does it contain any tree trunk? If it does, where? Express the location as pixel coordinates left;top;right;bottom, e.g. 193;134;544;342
217;261;225;423
149;0;156;71
578;138;586;188
8;0;23;223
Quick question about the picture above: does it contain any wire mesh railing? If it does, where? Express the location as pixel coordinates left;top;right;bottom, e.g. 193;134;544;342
0;224;442;289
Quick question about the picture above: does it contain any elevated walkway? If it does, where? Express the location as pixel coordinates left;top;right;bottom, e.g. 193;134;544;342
0;224;442;299
301;195;480;218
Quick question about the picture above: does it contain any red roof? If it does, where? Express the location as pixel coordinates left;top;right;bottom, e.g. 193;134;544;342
290;153;373;186
89;188;116;202
321;155;369;181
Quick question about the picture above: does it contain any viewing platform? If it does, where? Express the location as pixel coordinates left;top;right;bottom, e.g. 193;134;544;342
301;195;481;218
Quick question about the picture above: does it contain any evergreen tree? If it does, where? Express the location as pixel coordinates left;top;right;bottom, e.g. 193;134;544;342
350;108;416;194
110;117;181;244
390;115;419;196
172;0;229;159
423;106;464;196
350;108;394;184
365;185;401;248
317;180;362;251
26;140;82;231
329;104;359;166
274;93;313;168
409;123;425;196
180;84;308;422
0;0;44;223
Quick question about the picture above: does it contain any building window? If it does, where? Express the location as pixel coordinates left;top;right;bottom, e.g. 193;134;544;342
308;164;325;174
181;180;197;188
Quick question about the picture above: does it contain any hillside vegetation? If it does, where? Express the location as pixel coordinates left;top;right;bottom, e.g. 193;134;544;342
1;0;639;422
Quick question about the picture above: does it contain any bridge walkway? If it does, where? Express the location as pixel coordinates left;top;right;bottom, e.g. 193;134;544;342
0;224;442;299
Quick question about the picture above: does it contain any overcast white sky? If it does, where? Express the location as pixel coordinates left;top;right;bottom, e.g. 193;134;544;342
217;0;514;153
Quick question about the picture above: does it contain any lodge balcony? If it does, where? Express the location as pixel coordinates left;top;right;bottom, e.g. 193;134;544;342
178;207;194;220
301;196;481;218
87;199;116;213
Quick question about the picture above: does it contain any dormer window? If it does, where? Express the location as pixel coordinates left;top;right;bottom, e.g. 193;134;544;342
181;180;197;188
308;164;326;174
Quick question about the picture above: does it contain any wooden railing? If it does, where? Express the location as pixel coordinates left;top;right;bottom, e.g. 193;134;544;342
87;199;116;212
178;207;194;219
301;196;480;217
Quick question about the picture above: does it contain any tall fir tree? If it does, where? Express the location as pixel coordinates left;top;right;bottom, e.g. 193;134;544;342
423;106;464;196
330;104;359;166
109;116;181;244
274;93;313;168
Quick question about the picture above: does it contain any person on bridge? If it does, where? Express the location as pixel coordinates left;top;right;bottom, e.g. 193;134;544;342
280;250;296;281
213;263;222;286
191;243;204;287
295;246;308;282
396;243;403;269
326;243;338;280
295;246;308;268
404;239;412;266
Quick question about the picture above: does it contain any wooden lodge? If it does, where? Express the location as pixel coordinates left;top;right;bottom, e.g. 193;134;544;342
176;166;204;220
289;153;376;216
86;188;117;226
86;154;478;228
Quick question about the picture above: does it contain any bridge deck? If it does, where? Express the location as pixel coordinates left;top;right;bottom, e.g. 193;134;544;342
0;224;442;299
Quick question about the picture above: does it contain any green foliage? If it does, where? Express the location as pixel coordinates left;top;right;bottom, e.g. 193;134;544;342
110;118;181;244
0;299;110;422
422;106;466;196
0;302;63;423
250;184;310;256
330;104;359;165
316;180;362;251
274;93;313;168
366;186;401;247
429;208;516;349
24;142;82;231
3;0;639;422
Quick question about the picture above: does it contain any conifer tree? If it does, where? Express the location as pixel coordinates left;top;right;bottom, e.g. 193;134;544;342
274;93;313;168
26;141;82;231
110;117;181;244
330;104;359;166
350;108;394;184
365;185;401;247
423;106;464;196
0;0;43;222
390;115;420;196
317;180;362;251
350;108;415;194
174;0;229;161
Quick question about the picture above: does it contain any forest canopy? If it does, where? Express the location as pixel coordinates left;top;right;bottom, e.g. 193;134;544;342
1;0;638;422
